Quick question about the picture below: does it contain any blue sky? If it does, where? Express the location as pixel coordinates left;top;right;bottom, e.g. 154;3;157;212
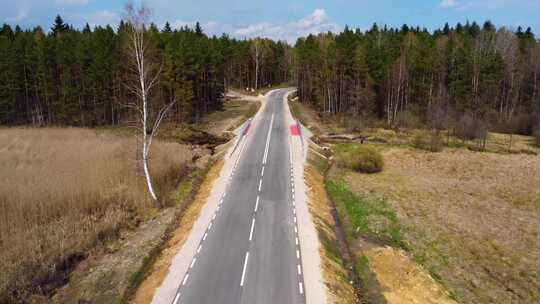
2;0;539;41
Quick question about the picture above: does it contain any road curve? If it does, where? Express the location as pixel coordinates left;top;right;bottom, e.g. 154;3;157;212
171;89;305;304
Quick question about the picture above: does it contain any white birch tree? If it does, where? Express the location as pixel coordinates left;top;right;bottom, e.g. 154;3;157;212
124;1;175;205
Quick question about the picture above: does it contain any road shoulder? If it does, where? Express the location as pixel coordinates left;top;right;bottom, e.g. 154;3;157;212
283;90;329;304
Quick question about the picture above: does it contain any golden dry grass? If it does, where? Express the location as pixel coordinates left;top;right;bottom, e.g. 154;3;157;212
345;147;540;303
0;128;192;302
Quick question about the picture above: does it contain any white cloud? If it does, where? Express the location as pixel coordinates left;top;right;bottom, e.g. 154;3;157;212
164;9;341;42
232;8;341;42
439;0;458;9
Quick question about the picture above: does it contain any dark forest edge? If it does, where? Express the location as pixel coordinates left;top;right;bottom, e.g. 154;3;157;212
0;16;292;127
2;17;540;145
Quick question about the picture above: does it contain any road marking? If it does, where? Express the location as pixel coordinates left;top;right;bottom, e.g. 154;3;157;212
261;166;265;177
297;264;302;275
173;293;181;304
249;218;256;241
295;237;299;245
203;232;208;241
296;249;300;259
197;245;202;253
182;274;189;286
254;196;260;212
240;252;250;286
190;258;197;269
208;222;213;230
294;226;297;234
258;179;262;192
262;114;275;164
212;214;216;220
293;209;296;215
294;216;297;223
299;282;304;294
292;193;295;200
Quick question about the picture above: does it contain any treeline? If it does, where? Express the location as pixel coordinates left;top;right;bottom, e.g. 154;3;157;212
0;16;291;126
295;22;540;135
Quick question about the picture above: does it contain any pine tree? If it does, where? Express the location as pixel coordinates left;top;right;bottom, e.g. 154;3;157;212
51;15;68;36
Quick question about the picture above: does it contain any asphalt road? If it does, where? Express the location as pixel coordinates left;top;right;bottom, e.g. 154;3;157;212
173;89;305;304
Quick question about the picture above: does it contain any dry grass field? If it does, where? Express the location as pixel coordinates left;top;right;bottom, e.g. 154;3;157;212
292;99;540;303
0;128;192;302
344;146;540;303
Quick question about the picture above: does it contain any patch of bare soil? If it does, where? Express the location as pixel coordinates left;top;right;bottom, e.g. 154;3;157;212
346;147;540;303
130;159;224;304
304;164;357;304
364;247;457;304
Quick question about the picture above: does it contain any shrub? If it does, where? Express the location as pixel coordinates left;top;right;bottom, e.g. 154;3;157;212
339;146;384;173
412;131;443;152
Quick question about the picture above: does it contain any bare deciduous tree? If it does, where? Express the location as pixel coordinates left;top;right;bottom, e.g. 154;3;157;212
251;38;265;91
124;1;175;205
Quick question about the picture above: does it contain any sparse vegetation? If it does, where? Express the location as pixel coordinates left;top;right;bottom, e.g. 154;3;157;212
412;131;443;152
0;128;193;302
344;147;540;303
335;144;384;173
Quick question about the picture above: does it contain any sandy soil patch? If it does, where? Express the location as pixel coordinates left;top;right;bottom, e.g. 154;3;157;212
365;247;457;304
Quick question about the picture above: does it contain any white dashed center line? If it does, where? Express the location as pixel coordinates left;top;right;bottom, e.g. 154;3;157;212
249;218;256;241
240;252;250;287
254;196;260;212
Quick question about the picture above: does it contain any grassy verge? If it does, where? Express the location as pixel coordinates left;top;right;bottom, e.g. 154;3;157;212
325;178;403;249
305;153;356;304
325;169;402;304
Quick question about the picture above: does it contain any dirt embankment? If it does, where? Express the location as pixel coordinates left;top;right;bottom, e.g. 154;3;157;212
304;164;357;304
130;159;224;304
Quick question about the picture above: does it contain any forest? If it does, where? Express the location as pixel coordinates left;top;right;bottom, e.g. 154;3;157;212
0;16;292;126
1;17;540;138
295;22;540;137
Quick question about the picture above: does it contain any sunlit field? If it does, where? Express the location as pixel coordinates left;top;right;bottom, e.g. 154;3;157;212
0;128;192;301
